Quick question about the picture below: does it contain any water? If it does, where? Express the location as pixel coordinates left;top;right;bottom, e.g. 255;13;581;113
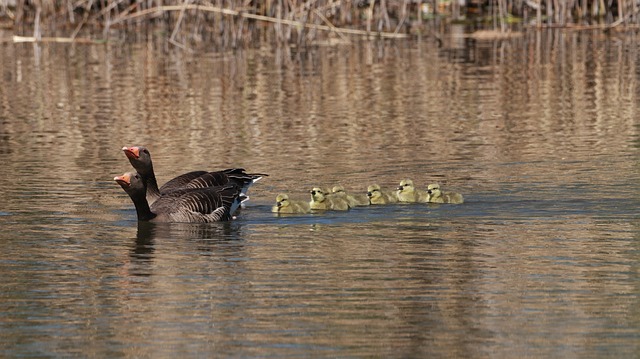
1;30;639;357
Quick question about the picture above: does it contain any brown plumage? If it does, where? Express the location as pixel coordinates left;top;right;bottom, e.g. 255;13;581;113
122;146;265;206
114;171;245;223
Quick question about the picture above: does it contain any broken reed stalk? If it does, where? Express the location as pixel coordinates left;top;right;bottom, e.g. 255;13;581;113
170;0;191;43
393;0;408;35
605;1;640;31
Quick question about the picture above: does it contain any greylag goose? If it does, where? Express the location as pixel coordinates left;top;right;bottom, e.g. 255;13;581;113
309;187;350;211
366;184;398;205
331;186;370;207
122;146;265;205
397;179;429;203
114;172;245;222
426;183;464;204
272;193;311;214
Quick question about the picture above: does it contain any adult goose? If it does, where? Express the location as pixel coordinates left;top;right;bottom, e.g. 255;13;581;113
114;172;245;222
122;146;265;205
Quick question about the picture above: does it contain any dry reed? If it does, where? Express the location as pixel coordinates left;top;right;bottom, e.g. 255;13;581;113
2;0;639;46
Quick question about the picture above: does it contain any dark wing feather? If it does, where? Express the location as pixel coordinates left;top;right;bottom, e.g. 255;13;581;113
159;171;209;193
220;168;268;192
182;171;231;190
224;168;268;183
151;185;242;222
182;168;268;192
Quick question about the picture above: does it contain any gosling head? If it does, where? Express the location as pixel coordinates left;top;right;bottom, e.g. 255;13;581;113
427;183;441;197
310;187;327;202
367;184;382;200
397;179;415;194
332;185;346;194
275;193;290;208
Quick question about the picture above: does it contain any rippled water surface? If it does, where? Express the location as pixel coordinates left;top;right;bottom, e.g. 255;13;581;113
1;30;639;357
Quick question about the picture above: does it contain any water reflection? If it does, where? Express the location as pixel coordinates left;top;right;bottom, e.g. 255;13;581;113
125;221;246;278
132;222;156;264
135;221;241;243
0;31;640;357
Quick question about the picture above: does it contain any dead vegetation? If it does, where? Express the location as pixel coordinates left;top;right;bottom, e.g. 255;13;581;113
1;0;639;47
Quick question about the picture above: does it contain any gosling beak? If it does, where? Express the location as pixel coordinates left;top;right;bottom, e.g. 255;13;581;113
367;192;372;197
122;146;140;159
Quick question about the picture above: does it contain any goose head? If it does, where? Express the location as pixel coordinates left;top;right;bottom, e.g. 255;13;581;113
122;146;153;175
114;171;147;197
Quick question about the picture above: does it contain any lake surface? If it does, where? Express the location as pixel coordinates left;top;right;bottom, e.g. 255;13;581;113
1;29;639;357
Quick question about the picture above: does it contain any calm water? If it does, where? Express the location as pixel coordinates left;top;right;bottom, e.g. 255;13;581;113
1;29;640;357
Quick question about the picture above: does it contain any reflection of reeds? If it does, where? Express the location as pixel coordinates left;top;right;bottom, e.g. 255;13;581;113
5;0;640;46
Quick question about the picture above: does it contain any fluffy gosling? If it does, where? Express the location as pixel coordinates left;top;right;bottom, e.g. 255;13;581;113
272;193;311;214
331;185;370;207
426;183;464;204
367;184;398;205
396;179;429;203
310;187;350;211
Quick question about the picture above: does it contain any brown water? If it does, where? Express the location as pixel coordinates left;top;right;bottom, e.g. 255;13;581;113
1;29;639;357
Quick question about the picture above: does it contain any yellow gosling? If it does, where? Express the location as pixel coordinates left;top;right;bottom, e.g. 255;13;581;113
272;193;311;214
396;179;429;203
426;183;464;204
310;187;350;211
331;185;370;207
366;184;398;205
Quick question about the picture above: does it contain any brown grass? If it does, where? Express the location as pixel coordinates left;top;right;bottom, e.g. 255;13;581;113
1;0;639;47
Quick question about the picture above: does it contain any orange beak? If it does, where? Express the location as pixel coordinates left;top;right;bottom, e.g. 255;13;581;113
114;173;131;187
122;146;140;159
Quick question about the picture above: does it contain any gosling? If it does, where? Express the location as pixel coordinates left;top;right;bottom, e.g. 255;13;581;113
310;187;350;211
331;185;370;207
426;183;464;204
396;179;429;203
272;193;311;214
367;184;398;205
